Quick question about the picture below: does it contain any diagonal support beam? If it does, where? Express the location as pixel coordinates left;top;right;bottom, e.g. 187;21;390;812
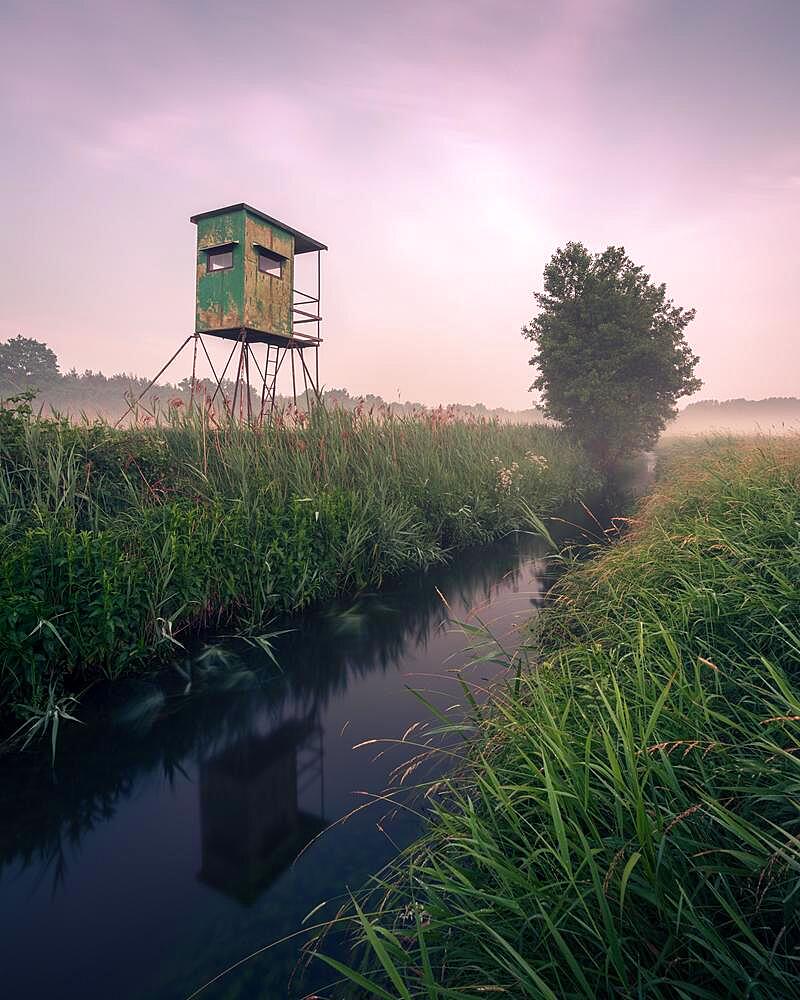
114;335;193;427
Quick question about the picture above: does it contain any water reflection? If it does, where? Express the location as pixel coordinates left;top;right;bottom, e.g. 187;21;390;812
0;510;605;1000
198;715;326;905
0;530;556;876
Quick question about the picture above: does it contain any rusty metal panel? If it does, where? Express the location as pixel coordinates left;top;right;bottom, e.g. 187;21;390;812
243;212;294;337
195;211;246;332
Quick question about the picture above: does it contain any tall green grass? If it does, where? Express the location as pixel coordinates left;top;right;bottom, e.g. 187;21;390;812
323;437;800;998
0;402;597;718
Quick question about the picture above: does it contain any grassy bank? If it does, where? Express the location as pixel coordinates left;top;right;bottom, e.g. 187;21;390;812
0;402;597;719
329;437;800;997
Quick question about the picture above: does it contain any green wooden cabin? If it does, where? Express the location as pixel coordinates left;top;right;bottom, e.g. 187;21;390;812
190;203;326;345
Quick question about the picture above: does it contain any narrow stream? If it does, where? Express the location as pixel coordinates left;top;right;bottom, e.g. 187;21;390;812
0;511;605;999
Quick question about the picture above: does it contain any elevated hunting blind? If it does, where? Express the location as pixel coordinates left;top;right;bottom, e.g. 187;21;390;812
191;203;326;345
119;202;327;424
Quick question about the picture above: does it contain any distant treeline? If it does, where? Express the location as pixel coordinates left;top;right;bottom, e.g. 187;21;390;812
0;335;546;424
1;335;797;432
666;396;800;435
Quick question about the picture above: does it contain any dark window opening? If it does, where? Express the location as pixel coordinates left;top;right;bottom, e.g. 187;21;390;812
257;249;284;278
206;248;233;272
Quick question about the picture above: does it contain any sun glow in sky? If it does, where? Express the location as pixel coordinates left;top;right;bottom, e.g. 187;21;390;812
1;0;798;408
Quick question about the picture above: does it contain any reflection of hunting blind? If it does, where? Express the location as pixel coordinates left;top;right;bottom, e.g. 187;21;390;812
197;716;326;904
118;203;327;424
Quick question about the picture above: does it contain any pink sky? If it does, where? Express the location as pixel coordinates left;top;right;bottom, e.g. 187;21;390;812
1;0;798;409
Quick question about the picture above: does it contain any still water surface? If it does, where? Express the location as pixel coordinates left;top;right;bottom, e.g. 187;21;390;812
0;528;571;999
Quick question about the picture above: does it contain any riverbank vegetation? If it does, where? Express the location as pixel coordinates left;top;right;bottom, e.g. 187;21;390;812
329;436;800;997
0;401;598;722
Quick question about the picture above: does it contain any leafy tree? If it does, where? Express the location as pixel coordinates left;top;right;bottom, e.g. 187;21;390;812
0;335;59;389
523;242;701;469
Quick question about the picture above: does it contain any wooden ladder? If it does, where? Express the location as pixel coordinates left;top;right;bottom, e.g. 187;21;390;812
260;344;281;421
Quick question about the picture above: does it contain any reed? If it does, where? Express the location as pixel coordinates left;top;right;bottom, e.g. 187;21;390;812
322;436;800;998
0;401;597;719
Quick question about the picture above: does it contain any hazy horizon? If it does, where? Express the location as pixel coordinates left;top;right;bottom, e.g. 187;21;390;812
2;0;798;409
